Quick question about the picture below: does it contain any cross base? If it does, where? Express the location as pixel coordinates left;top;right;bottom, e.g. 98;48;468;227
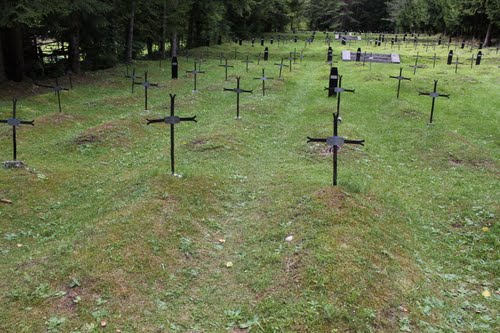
171;173;183;178
192;90;198;93
3;160;25;169
235;116;242;120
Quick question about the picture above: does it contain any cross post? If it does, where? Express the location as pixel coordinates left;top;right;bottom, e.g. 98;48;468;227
186;62;205;92
389;68;411;99
146;94;197;175
219;58;234;81
274;58;289;80
254;69;274;96
0;98;35;161
418;80;450;124
223;77;253;119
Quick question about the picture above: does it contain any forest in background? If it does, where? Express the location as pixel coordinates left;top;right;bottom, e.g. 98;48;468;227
0;0;499;82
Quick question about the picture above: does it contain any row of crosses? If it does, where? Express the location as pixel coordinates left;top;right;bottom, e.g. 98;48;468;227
310;72;365;186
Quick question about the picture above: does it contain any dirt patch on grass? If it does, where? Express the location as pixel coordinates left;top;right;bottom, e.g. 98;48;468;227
74;121;139;147
189;134;241;152
314;187;347;208
37;113;86;126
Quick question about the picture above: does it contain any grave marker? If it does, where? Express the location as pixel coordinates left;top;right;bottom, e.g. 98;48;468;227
264;47;269;61
324;67;339;97
185;62;205;92
242;55;253;72
418;80;449;124
34;77;69;113
0;98;34;162
451;57;463;73
447;50;453;65
476;51;482;65
171;56;179;79
389;68;411;99
429;53;440;68
134;71;160;111
274;58;289;80
410;52;425;75
146;94;197;175
219;58;234;81
223;77;253;119
254;68;273;96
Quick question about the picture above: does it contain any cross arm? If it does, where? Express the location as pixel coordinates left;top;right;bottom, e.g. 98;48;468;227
146;118;165;125
0;120;6;123
179;116;197;122
307;137;327;143
334;87;355;93
20;120;35;126
344;139;365;146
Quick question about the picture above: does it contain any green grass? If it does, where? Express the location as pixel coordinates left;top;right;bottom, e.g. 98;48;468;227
1;33;499;332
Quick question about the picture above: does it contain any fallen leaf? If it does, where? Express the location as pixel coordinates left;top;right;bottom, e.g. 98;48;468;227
1;199;12;204
285;235;293;242
218;238;226;243
482;227;489;232
482;290;491;298
225;261;233;268
16;244;23;248
399;306;409;313
100;320;107;327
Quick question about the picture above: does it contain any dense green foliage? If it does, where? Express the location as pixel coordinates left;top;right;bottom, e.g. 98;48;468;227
0;0;499;82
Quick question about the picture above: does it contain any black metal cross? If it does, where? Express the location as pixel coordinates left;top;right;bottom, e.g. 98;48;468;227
146;94;197;175
34;77;69;113
254;69;274;96
409;52;425;75
451;57;464;73
133;71;160;111
389;68;411;99
223;77;253;119
287;52;294;72
219;58;234;81
242;55;253;72
324;67;339;97
429;53;441;68
274;58;289;80
307;112;364;186
0;98;34;161
185;62;205;92
418;80;450;124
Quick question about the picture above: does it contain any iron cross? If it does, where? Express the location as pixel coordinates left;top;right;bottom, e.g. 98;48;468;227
287;52;294;72
429;53;441;68
0;98;35;161
146;94;197;175
134;71;160;111
307;112;364;186
241;55;253;72
186;62;205;92
223;77;253;119
409;52;425;75
254;68;274;96
389;68;411;99
219;58;234;81
274;58;289;80
418;80;450;124
34;77;69;113
451;57;464;73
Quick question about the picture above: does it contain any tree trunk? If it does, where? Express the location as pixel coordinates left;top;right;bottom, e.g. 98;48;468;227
125;0;136;63
68;25;81;74
4;25;24;82
146;39;153;57
0;31;6;82
171;32;178;57
483;22;492;47
160;0;167;60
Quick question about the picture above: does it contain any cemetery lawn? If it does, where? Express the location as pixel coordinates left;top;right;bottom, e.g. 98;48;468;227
0;36;499;332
